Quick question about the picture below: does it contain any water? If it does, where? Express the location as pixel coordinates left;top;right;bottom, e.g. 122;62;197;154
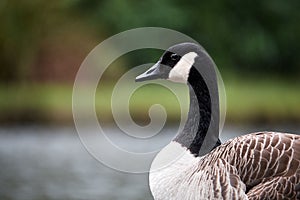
0;125;298;200
0;126;153;200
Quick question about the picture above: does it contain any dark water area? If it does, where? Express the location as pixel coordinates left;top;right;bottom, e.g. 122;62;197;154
0;125;299;200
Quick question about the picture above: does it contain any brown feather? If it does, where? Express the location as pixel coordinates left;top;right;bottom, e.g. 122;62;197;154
205;132;300;199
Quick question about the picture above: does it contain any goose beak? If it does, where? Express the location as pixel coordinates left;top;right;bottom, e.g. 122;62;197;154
135;62;163;82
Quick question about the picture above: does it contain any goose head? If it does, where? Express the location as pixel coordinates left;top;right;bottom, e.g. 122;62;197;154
135;43;200;84
135;42;221;156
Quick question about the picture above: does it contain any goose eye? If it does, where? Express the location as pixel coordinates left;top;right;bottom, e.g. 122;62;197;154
170;53;179;60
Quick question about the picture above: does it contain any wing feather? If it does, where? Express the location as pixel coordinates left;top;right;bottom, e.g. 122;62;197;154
207;132;300;199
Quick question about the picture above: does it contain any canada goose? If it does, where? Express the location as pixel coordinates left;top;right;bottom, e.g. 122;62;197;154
135;43;300;200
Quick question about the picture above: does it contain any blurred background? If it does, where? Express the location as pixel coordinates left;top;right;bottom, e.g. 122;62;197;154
0;0;299;200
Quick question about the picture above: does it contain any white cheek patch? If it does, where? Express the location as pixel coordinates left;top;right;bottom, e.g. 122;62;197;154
168;52;198;83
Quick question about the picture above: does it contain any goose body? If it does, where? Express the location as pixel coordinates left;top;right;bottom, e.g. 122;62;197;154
135;43;300;200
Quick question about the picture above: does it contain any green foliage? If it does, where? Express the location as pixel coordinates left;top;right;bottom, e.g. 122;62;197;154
0;0;300;83
71;0;300;76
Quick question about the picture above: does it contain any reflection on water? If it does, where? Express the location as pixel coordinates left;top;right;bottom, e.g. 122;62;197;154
0;125;298;200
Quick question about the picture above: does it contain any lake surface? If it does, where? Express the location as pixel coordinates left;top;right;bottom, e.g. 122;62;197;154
0;125;299;200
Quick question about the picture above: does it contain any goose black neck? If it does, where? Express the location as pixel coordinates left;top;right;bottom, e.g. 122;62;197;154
174;66;220;156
